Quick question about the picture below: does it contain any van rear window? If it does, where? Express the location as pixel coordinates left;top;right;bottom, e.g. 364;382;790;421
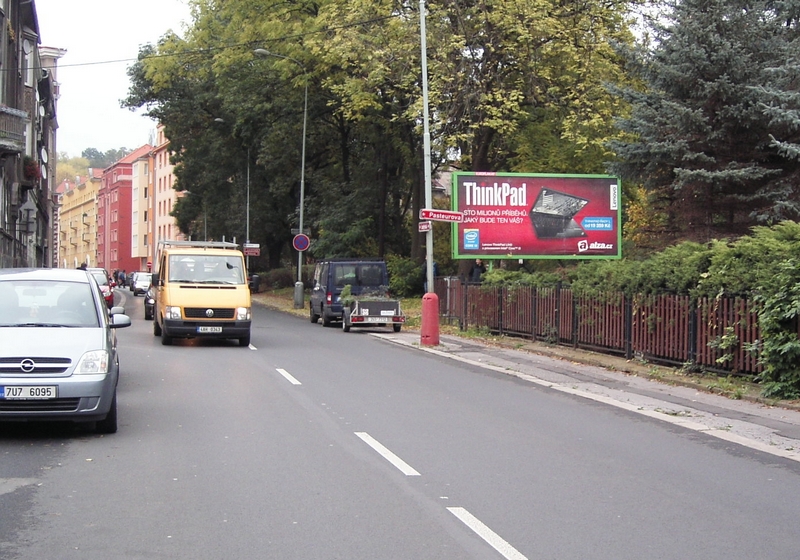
333;264;384;288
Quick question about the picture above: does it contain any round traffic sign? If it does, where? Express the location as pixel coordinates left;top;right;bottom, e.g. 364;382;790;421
293;233;310;252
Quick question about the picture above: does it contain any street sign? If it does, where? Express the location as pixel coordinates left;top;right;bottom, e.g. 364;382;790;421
420;208;464;223
291;228;311;235
293;233;310;252
243;243;259;248
418;220;432;232
243;247;260;256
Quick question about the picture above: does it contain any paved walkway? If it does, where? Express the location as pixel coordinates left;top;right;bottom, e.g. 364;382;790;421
373;330;800;464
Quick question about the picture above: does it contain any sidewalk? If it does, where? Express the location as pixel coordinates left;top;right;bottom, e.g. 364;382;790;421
373;329;800;464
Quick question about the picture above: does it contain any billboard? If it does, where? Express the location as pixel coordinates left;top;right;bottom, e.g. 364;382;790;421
452;172;621;259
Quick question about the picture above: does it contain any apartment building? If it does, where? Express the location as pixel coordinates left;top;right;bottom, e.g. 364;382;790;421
131;148;152;271
97;145;152;274
0;1;62;268
57;170;101;268
151;124;185;259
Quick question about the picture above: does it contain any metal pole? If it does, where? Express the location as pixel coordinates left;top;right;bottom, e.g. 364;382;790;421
246;148;250;271
294;81;308;308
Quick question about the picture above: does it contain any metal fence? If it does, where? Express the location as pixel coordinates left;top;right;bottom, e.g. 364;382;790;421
434;278;766;375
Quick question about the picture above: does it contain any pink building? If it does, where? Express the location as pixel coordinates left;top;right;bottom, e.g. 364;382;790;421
97;145;152;274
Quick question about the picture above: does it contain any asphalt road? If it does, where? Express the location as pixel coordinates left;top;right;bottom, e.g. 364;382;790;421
2;289;800;559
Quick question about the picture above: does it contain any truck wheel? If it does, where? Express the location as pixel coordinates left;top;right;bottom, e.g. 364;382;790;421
322;308;332;327
153;317;162;336
310;303;319;324
161;329;172;345
342;311;351;332
239;334;251;347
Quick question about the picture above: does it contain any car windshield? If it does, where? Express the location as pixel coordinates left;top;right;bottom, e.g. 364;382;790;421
0;280;99;327
168;255;245;284
136;273;152;284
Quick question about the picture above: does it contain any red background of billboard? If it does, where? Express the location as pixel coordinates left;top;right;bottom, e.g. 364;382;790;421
454;174;619;257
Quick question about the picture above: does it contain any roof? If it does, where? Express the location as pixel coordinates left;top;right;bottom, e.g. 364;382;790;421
0;268;94;283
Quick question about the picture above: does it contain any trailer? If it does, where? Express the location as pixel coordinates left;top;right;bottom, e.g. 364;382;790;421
342;298;405;333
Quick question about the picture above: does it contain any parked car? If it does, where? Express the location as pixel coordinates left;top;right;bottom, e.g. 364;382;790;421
131;272;152;296
143;286;155;320
0;268;131;433
309;259;389;326
86;267;114;308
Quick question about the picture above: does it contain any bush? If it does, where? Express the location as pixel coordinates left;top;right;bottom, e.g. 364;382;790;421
386;255;424;297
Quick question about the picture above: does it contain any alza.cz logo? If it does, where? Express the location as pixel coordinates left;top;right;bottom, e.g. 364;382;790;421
578;240;615;252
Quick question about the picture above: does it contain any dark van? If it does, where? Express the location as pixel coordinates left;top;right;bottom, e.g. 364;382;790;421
309;259;389;326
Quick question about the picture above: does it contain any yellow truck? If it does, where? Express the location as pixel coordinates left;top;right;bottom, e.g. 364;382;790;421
151;240;251;347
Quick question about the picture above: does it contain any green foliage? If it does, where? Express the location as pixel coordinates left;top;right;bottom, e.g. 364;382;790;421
752;259;800;398
260;267;295;290
610;0;800;241
386;255;423;298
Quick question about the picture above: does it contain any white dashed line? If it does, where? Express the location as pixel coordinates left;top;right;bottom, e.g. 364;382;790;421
447;506;528;560
276;368;302;385
354;432;421;476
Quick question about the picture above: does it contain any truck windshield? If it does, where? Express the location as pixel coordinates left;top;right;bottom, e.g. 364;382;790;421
168;255;245;284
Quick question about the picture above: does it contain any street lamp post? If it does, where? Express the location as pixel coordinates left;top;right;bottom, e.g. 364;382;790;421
254;48;308;309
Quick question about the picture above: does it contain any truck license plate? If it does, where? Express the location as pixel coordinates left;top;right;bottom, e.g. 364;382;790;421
1;386;58;399
197;326;223;333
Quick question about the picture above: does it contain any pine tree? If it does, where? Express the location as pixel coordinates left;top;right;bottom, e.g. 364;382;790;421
610;0;800;241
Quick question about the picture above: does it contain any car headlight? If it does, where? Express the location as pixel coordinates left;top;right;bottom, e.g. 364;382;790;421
75;350;109;374
165;306;182;320
146;297;155;304
236;307;251;321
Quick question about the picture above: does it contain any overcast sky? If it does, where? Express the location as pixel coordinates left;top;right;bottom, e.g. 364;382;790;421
36;0;193;158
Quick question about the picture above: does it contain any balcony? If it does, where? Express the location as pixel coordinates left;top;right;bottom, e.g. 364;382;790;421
0;105;29;154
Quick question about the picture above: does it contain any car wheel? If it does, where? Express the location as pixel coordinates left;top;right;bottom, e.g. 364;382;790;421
239;334;251;347
96;393;118;434
393;324;402;333
144;307;152;321
309;302;319;324
322;307;332;327
153;317;162;336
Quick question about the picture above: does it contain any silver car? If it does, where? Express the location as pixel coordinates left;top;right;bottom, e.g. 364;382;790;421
0;268;131;433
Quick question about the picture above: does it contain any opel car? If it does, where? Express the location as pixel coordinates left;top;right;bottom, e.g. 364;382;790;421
0;268;131;433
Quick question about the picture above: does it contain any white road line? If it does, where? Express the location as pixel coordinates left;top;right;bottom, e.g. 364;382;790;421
447;507;528;560
276;368;302;385
248;344;257;350
354;432;421;476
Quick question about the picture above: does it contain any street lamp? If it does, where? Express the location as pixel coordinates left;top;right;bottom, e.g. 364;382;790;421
254;48;308;309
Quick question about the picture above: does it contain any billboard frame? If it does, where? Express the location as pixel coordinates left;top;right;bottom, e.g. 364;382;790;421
451;171;622;260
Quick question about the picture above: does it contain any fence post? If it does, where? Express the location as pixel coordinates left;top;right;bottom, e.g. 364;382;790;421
531;286;537;342
498;286;504;335
555;281;562;344
688;300;698;367
460;278;467;331
571;290;579;348
624;294;633;360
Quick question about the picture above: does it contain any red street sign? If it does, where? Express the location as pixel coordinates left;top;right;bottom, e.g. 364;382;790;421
420;208;464;223
418;220;432;232
293;233;310;252
243;247;260;256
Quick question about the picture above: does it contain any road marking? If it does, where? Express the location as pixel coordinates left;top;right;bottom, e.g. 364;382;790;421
248;344;257;350
447;507;528;560
354;432;421;476
276;368;302;385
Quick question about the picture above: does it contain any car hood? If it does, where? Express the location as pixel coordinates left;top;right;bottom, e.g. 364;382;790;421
1;327;109;358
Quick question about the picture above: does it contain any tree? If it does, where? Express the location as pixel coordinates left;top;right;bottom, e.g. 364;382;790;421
81;147;133;169
54;153;90;185
610;0;800;243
